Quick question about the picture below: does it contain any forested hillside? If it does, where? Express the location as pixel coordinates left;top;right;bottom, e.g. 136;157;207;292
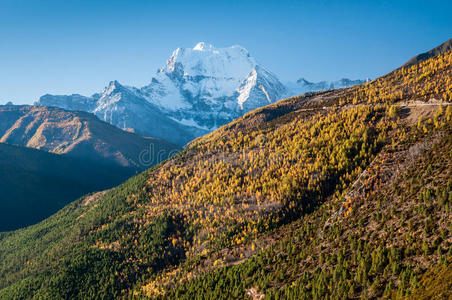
0;105;180;231
0;143;136;231
0;45;451;299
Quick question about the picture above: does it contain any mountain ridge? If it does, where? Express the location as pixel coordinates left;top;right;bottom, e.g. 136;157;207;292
0;105;181;169
286;77;367;95
36;42;364;145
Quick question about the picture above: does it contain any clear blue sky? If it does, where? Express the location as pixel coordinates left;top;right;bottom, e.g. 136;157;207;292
1;0;451;104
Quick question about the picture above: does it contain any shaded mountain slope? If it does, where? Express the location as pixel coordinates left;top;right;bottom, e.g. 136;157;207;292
0;143;136;231
0;45;451;299
0;105;181;170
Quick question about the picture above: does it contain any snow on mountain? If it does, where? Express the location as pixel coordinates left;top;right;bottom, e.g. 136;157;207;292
36;42;365;145
286;78;367;95
139;42;287;129
39;93;98;112
38;81;202;145
237;65;287;111
37;42;288;144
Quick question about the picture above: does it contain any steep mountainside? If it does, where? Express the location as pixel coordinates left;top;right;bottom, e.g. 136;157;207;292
1;44;451;299
0;143;135;231
0;105;181;169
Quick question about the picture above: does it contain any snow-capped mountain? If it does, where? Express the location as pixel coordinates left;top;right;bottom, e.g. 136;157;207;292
286;78;367;95
37;42;288;145
36;42;365;145
39;81;202;145
140;42;287;129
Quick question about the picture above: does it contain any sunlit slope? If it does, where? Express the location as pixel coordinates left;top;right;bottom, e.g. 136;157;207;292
165;112;452;299
0;48;451;299
0;105;181;169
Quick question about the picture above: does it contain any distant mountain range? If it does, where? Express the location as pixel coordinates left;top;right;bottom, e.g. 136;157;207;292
36;42;365;145
285;78;367;95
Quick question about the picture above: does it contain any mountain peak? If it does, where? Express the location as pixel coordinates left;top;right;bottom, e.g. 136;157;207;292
103;80;127;95
108;80;122;88
159;43;257;81
296;78;312;84
193;42;214;51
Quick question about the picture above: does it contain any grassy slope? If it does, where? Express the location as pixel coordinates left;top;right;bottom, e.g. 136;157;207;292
0;50;451;299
